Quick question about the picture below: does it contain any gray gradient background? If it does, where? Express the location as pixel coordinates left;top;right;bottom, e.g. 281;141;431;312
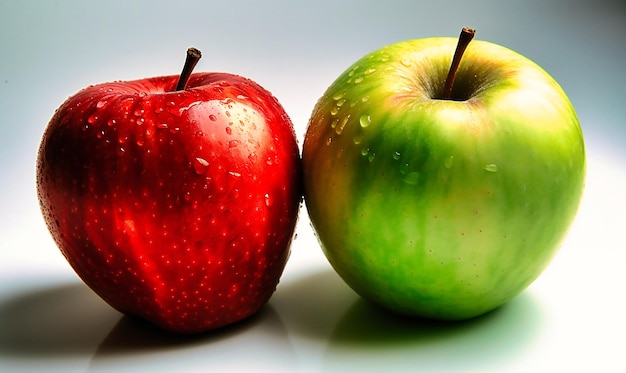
1;1;625;372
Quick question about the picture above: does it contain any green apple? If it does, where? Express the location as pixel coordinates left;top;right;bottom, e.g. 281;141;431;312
302;28;585;320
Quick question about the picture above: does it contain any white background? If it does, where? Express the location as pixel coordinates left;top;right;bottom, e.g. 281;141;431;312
1;1;625;372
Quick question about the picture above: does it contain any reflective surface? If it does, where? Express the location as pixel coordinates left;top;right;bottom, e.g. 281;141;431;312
1;1;625;372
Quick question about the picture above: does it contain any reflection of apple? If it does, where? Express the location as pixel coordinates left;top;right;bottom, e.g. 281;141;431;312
303;28;585;320
37;48;301;333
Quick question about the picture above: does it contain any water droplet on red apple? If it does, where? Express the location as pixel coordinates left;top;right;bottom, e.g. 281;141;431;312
88;115;97;124
228;140;239;148
264;193;273;207
359;115;372;128
96;100;107;109
225;127;232;135
157;123;169;129
107;119;116;127
209;114;217;121
193;157;209;175
134;109;144;116
169;127;180;134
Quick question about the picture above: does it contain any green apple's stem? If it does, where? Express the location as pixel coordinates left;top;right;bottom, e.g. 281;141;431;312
442;27;475;100
174;47;202;91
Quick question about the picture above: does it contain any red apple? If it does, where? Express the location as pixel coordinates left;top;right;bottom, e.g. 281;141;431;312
36;48;301;333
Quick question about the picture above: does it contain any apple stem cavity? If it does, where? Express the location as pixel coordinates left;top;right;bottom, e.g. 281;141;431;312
174;47;202;92
442;27;476;100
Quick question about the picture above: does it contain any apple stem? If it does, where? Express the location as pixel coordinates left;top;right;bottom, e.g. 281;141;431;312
174;47;202;91
442;27;475;100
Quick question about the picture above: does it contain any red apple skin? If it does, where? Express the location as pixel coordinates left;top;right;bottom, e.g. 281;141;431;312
36;73;301;333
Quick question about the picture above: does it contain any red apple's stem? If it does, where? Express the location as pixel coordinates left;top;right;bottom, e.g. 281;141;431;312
174;47;202;91
442;27;475;100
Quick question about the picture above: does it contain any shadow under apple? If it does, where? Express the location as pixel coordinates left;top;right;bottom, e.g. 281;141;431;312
322;291;544;372
89;304;297;372
270;267;360;341
0;277;121;358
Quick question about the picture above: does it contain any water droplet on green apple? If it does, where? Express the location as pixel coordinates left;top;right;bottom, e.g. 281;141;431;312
335;116;349;135
364;68;376;75
330;107;339;116
368;152;376;162
330;118;339;129
332;91;346;100
361;148;369;156
403;172;420;185
393;151;401;160
362;96;369;103
326;137;333;146
193;157;209;175
444;155;454;168
359;115;372;128
336;99;346;107
484;164;499;172
354;76;364;84
353;134;363;145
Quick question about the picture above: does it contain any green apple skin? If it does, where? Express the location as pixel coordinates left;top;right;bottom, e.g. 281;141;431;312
303;37;585;320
